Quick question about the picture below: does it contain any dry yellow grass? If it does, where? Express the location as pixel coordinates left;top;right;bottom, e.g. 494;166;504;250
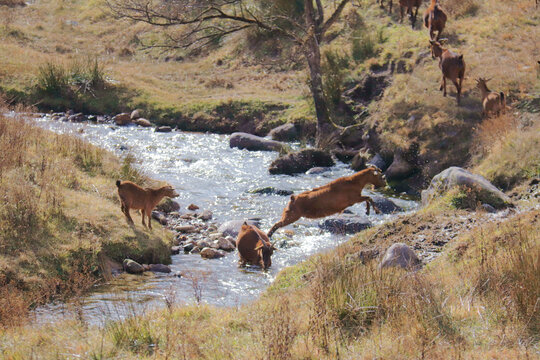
0;104;173;326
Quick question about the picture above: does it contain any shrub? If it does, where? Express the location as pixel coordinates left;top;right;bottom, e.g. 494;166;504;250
322;49;350;107
351;28;377;62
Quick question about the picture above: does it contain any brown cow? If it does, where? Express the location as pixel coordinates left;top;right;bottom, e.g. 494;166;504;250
476;78;506;118
236;223;275;270
399;0;422;29
423;0;447;41
116;180;179;229
267;167;387;238
429;39;466;105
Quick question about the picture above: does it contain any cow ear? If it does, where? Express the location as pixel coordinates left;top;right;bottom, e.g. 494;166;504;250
373;171;379;176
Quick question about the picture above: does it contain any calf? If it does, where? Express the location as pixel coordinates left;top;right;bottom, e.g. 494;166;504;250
236;223;275;270
399;0;422;28
429;39;466;105
424;0;447;40
116;180;179;229
267;167;386;238
476;78;506;118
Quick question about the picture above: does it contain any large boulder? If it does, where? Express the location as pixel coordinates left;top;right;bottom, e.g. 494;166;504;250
379;243;421;270
268;123;299;142
421;167;511;209
351;152;368;171
155;126;172;133
123;259;144;274
269;149;335;175
385;152;416;181
218;219;261;237
319;215;372;234
230;132;285;152
113;113;132;126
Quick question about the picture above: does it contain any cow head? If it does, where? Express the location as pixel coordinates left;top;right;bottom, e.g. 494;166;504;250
254;241;275;270
369;166;387;188
162;185;179;198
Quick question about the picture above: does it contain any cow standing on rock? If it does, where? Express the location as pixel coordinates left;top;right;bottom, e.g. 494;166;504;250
236;223;275;270
267;167;387;238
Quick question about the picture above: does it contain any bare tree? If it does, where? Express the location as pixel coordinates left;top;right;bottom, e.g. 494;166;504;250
107;0;351;146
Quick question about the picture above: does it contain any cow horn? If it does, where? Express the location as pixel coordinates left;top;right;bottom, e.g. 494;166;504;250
254;244;264;251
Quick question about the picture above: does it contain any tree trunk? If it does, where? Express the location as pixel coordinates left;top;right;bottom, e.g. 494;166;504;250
304;0;335;148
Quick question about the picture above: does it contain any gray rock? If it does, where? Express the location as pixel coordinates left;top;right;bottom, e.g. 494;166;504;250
306;167;331;175
217;237;235;251
379;243;421;270
268;123;299;142
123;259;144;274
218;219;261;238
68;113;86;122
230;132;285;152
198;210;213;221
131;109;143;120
385;152;416;181
175;225;197;233
134;118;152;127
249;187;293;196
155;126;172;133
421;167;511;209
367;153;387;171
183;243;194;253
58;116;68;122
332;149;357;163
371;196;402;214
171;246;181;255
148;264;171;273
481;203;497;213
113;113;131;126
151;211;168;225
269;149;335;175
319;216;372;234
197;239;212;248
190;246;201;254
200;247;225;259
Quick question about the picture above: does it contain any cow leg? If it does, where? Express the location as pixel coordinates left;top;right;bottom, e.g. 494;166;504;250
389;0;392;13
141;209;147;227
359;196;381;215
458;76;463;105
121;202;134;224
400;6;404;22
267;212;301;238
441;76;447;96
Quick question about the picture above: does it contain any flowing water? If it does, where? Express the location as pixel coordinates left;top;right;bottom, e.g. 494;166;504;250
26;114;418;325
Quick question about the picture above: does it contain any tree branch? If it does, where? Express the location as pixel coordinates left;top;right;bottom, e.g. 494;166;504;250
321;0;351;37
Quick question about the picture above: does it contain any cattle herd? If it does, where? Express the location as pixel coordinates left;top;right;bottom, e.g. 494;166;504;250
116;0;519;270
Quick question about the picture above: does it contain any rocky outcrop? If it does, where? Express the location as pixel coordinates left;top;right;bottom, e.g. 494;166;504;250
306;167;331;175
147;264;172;273
379;243;421;270
421;167;511;209
269;149;335;175
268;123;299;142
367;153;388;171
319;215;372;234
230;132;285;152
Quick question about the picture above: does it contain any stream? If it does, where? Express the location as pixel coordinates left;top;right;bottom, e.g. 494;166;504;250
26;114;418;325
